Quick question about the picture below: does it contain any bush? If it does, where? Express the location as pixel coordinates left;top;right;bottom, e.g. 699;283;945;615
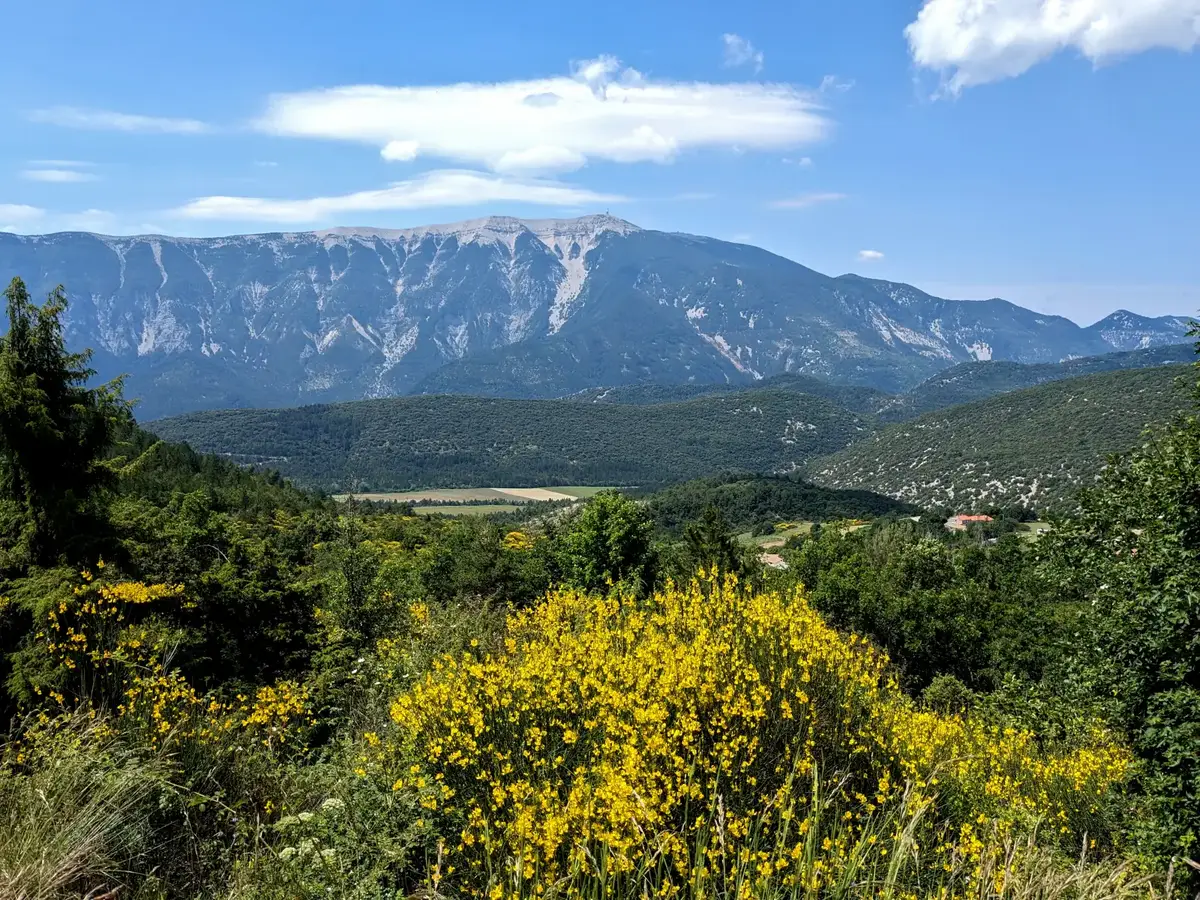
385;574;1130;898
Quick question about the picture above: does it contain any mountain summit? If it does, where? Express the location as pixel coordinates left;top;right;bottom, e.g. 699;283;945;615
0;215;1189;419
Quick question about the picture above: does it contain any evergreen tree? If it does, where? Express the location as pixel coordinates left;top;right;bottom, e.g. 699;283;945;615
0;278;130;570
683;504;745;577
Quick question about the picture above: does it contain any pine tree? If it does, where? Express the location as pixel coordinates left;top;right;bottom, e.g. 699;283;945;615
684;504;745;577
0;278;130;570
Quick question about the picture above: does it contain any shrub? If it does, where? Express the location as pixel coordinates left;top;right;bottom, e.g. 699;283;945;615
384;573;1130;898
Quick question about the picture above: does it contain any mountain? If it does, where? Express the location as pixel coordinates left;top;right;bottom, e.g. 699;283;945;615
1;215;1191;419
876;343;1197;422
1083;310;1194;351
149;388;873;492
808;365;1193;511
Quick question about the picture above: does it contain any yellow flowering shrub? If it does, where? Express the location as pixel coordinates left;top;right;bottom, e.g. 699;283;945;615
35;570;309;752
502;531;535;552
388;572;1129;897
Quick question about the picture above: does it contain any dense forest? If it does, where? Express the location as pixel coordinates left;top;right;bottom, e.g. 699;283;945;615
150;388;872;491
152;354;1196;503
2;276;1199;899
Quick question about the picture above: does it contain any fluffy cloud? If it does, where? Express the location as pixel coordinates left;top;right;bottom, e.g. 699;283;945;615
0;205;123;234
30;106;209;134
722;34;764;72
21;167;97;183
907;0;1200;92
0;204;45;232
254;56;828;174
173;169;624;224
858;249;885;261
769;192;846;209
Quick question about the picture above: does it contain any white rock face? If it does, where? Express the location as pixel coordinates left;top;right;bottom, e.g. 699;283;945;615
0;216;1189;419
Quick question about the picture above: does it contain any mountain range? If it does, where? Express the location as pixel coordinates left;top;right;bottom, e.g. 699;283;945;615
0;214;1191;420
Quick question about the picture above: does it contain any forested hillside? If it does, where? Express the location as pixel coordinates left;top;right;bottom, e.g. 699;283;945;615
644;472;916;532
564;373;892;413
878;343;1196;422
151;389;871;491
810;364;1193;509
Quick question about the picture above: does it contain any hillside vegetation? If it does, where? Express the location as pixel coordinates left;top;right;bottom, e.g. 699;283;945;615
809;364;1193;510
151;389;871;491
154;350;1196;505
566;373;892;414
2;277;1198;898
878;344;1196;422
644;472;916;532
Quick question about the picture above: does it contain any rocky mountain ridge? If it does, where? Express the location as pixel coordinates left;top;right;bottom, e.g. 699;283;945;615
0;215;1190;419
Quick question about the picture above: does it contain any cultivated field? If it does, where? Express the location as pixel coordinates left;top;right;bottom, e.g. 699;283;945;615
334;486;619;509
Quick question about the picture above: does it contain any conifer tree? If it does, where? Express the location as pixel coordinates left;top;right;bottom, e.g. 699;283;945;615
0;278;130;569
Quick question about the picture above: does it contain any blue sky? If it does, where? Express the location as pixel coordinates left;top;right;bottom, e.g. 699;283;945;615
2;0;1198;323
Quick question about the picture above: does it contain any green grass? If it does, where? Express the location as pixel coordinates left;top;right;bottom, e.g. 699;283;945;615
551;486;615;499
413;503;523;516
1018;521;1052;541
738;524;814;547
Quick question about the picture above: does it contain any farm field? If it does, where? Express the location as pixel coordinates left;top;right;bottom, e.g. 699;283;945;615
333;485;618;504
737;523;813;547
413;503;523;517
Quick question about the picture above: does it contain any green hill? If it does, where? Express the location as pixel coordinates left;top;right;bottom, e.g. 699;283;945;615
879;344;1194;422
808;364;1194;510
150;389;872;492
567;373;892;414
644;472;916;533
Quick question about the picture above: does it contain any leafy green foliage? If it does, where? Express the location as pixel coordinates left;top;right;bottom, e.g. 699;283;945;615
555;490;656;594
0;278;130;570
783;522;1065;691
645;472;916;533
1039;408;1200;869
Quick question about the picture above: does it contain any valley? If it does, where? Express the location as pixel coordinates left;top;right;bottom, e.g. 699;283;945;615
152;351;1196;512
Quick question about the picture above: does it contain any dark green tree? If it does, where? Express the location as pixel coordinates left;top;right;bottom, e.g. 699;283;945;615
0;278;130;569
683;504;746;577
557;490;655;594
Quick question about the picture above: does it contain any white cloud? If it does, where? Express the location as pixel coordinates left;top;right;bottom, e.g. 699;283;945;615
819;75;856;93
783;156;814;166
173;168;625;224
58;209;117;232
21;168;98;183
30;106;209;134
722;34;765;72
769;192;847;209
254;56;828;175
494;145;587;174
858;249;885;261
906;0;1200;92
0;205;123;234
28;159;93;168
0;204;45;232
